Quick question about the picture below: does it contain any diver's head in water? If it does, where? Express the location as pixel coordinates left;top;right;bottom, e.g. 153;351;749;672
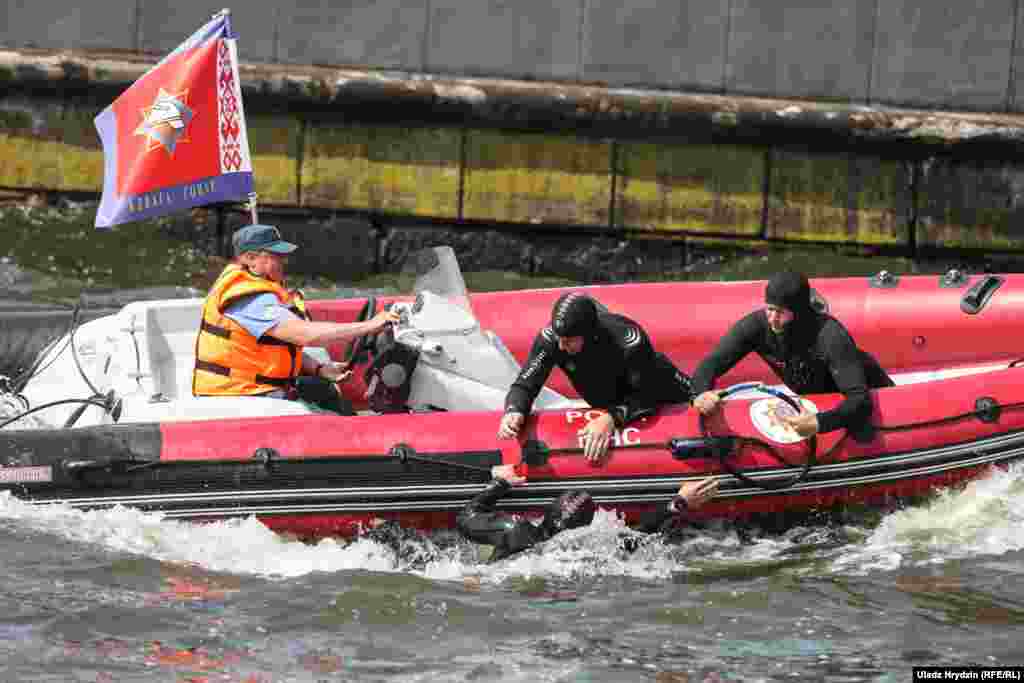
550;293;598;355
541;490;596;537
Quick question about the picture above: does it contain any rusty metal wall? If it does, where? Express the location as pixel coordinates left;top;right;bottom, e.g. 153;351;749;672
0;96;103;191
766;151;912;245
5;90;1024;254
303;125;461;218
462;131;612;226
614;142;764;236
4;0;1024;113
916;160;1024;250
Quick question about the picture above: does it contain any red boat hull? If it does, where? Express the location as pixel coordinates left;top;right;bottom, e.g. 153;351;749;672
153;363;1024;537
2;273;1023;538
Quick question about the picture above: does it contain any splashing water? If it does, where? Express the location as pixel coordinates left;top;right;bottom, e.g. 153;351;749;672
0;493;401;578
0;492;817;586
2;460;1023;585
833;461;1024;574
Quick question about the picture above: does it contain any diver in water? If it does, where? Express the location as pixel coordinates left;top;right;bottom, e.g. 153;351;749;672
500;292;693;465
457;465;719;562
690;270;894;438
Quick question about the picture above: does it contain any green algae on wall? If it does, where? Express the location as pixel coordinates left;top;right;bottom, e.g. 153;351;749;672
916;160;1024;250
767;150;910;245
847;157;911;244
246;114;302;204
47;106;104;191
614;142;764;235
462;130;611;226
3;86;1024;257
0;136;104;192
0;104;105;191
302;124;460;217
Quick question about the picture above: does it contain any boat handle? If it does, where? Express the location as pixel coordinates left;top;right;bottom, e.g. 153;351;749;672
717;382;803;413
960;275;1004;315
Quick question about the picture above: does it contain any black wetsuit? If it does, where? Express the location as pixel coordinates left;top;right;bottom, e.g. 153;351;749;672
457;478;689;561
505;311;692;428
690;310;893;434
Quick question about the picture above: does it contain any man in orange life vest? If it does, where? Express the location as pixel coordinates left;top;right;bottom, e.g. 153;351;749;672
192;224;398;406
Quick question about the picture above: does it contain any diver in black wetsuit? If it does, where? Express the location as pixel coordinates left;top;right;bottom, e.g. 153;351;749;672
457;465;719;561
499;292;692;464
690;270;894;438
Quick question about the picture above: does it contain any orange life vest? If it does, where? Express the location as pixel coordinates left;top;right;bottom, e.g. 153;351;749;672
192;264;310;396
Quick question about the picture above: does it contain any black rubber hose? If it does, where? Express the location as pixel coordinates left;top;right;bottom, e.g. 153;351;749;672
0;398;110;430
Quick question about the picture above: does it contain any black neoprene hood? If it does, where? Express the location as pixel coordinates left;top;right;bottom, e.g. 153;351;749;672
541;491;596;536
550;292;598;337
765;270;813;317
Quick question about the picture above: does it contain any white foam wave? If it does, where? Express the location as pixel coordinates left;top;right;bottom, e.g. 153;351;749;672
453;509;679;584
0;494;747;583
423;508;768;585
8;461;1020;584
0;493;399;577
832;461;1024;574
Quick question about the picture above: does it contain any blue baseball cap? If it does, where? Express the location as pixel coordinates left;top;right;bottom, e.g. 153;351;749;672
232;224;298;256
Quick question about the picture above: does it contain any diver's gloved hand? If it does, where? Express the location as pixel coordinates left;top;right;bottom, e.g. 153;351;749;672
497;411;525;439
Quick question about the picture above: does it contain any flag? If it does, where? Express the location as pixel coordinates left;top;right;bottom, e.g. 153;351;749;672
94;10;253;228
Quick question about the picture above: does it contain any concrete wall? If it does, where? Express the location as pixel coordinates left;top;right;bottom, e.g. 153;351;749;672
5;93;1024;254
3;0;1024;113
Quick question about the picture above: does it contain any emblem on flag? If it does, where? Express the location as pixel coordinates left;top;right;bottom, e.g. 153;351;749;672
133;88;194;155
94;10;253;228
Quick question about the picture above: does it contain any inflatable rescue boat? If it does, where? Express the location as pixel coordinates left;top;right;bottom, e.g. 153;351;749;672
1;248;1022;538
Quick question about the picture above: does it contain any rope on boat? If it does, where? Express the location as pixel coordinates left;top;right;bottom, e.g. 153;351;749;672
0;301;128;430
0;397;116;430
389;443;493;473
533;377;1024;493
8;302;81;396
527;383;820;491
69;300;102;399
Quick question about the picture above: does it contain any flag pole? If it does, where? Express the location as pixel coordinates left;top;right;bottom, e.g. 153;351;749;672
221;6;252;226
224;6;254;227
247;192;259;224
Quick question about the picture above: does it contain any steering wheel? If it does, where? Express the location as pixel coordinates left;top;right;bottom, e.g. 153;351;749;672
699;382;818;491
344;296;377;365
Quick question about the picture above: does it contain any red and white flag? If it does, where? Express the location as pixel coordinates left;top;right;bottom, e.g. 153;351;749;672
94;10;253;228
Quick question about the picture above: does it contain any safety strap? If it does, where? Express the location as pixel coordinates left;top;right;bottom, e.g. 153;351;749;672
194;359;293;388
